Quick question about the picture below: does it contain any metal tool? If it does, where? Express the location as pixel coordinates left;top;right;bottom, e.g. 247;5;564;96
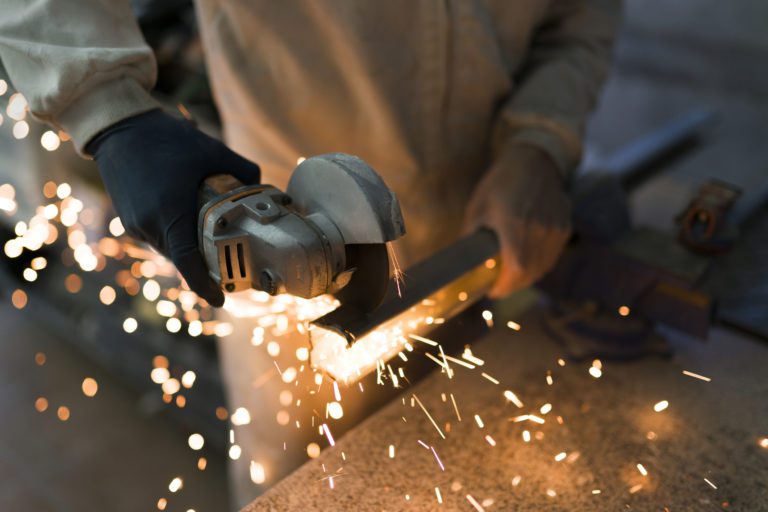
198;153;405;311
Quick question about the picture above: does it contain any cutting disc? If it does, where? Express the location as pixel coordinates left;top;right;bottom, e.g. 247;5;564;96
333;243;390;314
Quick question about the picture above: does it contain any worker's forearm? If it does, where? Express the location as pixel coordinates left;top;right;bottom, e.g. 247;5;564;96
0;0;159;154
494;0;622;178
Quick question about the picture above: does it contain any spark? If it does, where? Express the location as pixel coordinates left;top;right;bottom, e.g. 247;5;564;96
426;352;449;370
682;370;711;382
704;478;718;490
506;320;521;331
438;344;453;379
540;403;552;415
522;430;531;442
197;457;207;470
307;443;321;458
188;433;205;450
250;461;266;484
503;390;524;408
417;440;430;450
387;241;405;297
122;317;138;333
81;378;98;397
461;348;484;366
512;414;545;425
388;444;395;458
431;446;445;471
629;484;643;494
554;452;567;462
589;366;602;378
322;423;335;446
759;438;768;449
409;334;438;346
449;393;462;421
168;477;183;493
482;309;493;327
57;406;70;421
592;489;601;495
231;407;252;426
229;444;242;460
474;415;484;428
485;435;496;447
654;400;669;412
442;354;475;369
481;372;499;385
181;371;196;388
327;401;343;419
34;397;48;412
546;489;557;497
435;487;443;504
511;475;522;486
413;394;445;439
11;289;27;309
637;463;648;476
466;495;485;511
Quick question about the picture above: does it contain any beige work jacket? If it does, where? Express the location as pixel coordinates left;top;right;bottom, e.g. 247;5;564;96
0;0;619;262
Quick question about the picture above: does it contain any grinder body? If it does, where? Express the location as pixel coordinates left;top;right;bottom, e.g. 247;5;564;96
197;154;405;306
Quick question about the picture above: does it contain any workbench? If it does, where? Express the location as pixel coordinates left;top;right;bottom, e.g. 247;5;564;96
244;303;768;511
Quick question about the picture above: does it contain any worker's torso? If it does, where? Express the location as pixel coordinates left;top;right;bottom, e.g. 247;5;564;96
193;0;549;263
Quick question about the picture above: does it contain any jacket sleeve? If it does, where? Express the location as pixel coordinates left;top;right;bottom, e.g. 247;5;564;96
0;0;159;155
494;0;621;178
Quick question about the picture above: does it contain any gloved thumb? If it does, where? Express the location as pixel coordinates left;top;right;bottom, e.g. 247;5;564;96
220;148;261;186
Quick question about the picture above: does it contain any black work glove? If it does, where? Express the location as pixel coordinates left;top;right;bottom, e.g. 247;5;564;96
87;109;261;307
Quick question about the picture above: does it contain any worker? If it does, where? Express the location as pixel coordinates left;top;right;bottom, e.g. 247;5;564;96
1;0;619;507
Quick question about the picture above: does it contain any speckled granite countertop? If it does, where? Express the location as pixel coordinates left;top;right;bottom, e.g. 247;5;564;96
244;306;768;511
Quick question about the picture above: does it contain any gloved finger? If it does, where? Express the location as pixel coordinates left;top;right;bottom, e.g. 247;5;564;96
221;148;261;185
173;249;225;307
165;214;225;307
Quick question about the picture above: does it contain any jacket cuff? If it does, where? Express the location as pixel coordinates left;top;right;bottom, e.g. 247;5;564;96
494;112;583;180
54;78;160;157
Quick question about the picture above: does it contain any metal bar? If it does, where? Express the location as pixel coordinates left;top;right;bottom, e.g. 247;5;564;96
313;229;498;342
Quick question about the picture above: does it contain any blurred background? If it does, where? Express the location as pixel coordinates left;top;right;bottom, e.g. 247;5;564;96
0;1;766;511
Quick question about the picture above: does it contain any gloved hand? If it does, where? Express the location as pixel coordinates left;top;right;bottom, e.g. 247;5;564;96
465;143;571;298
87;109;261;307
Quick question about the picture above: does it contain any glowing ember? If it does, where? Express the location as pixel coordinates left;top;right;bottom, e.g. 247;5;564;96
231;407;252;426
57;406;70;421
168;477;183;493
34;397;48;412
307;443;321;458
466;494;485;511
122;317;138;333
188;433;205;450
250;461;266;484
503;390;524;408
81;378;98;397
682;370;711;382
